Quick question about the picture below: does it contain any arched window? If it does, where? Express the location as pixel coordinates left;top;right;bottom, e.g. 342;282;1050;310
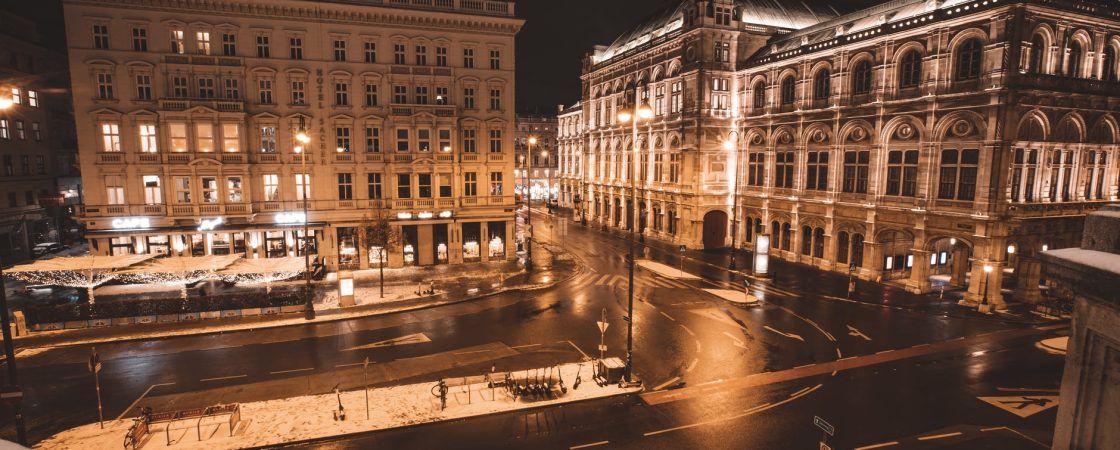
813;228;825;258
801;225;813;255
1029;34;1045;74
837;231;850;264
771;220;781;248
851;233;865;267
813;69;830;100
781;222;791;251
744;216;753;242
899;50;921;88
753;81;766;109
955;38;983;81
1068;41;1083;78
1104;46;1117;82
852;60;873;94
780;76;795;104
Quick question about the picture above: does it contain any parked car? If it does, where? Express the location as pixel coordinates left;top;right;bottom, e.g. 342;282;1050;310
32;242;65;257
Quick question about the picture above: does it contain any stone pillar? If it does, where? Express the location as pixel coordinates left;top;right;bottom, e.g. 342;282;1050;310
906;249;933;294
449;223;463;264
962;260;1006;310
480;221;490;262
950;246;970;287
417;224;434;266
864;241;884;281
505;220;515;260
1014;256;1043;303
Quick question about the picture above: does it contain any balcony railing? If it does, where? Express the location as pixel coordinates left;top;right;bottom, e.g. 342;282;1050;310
1015;73;1120;96
158;98;244;112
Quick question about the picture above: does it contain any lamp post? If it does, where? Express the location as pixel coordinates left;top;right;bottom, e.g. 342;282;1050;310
295;116;315;320
724;130;742;270
980;263;993;314
525;136;537;271
542;150;551;212
617;97;652;386
0;95;26;445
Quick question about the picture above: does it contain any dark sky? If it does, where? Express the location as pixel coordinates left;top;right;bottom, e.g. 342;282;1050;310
5;0;681;113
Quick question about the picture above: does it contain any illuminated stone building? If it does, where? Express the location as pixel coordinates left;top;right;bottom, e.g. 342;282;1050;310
63;0;523;270
559;0;1120;307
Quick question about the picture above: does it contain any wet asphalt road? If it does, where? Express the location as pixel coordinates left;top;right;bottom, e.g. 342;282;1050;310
10;207;1066;449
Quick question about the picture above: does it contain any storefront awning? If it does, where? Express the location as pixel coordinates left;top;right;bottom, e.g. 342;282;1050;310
6;254;157;273
117;255;242;275
218;256;306;276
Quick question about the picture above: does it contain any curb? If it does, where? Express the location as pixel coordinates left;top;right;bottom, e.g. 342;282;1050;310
250;386;639;449
13;249;584;352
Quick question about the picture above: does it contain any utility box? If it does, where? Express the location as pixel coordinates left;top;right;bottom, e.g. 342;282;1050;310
338;271;355;307
596;357;625;384
11;311;25;337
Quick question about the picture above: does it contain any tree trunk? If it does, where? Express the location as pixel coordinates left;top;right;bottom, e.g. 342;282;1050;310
379;249;385;298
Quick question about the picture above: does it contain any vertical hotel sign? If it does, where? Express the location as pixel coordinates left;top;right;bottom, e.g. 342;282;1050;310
754;234;770;275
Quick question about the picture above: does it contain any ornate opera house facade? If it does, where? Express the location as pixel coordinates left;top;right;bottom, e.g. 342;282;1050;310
557;0;1120;308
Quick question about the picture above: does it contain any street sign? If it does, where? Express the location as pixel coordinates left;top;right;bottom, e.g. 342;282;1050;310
597;321;609;333
819;442;832;450
678;245;687;253
813;416;835;436
978;395;1059;418
88;350;101;374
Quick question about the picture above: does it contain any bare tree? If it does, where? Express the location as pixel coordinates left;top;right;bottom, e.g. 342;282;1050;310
358;212;400;298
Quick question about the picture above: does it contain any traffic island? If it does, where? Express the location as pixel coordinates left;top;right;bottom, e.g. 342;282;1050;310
36;362;639;450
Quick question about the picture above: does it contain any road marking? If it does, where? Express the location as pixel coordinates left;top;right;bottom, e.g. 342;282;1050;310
566;340;591;360
763;325;805;342
116;382;175;421
918;432;962;441
847;325;872;341
342;333;431;351
454;349;492;355
653;376;682;391
795;363;815;369
823;331;836;342
659;311;676;322
836;348;843;359
790;384;822;399
979;426;1050;448
570;441;609;449
789;386;812;397
722;331;747;349
679;324;696;337
511;344;542;349
876;349;894;355
270;367;314;375
996;387;1060;393
978;395;1059;418
854;442;899;450
335;362;366;368
686;358;698;372
200;374;247;382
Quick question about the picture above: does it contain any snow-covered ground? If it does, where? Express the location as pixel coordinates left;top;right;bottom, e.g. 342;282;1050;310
37;363;638;450
636;259;701;280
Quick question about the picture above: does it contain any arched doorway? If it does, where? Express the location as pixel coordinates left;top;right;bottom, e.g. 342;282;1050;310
702;210;728;249
927;236;972;290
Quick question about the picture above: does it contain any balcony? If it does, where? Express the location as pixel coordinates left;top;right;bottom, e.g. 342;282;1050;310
97;153;124;164
252;153;281;164
393;154;414;163
488;153;505;162
388;103;457;117
363;153;384;162
158;98;245;112
162;54;244;66
334;152;354;163
138;153;160;164
220;153;246;164
1015;73;1120;97
462;154;479;162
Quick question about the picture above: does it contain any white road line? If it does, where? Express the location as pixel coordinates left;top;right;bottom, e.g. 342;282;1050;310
334;362;366;368
659;311;676;321
854;442;900;450
570;441;609;449
566;340;591;359
679;324;696;337
721;331;747;349
653;376;682;391
511;344;542;349
763;325;805;342
876;349;894;354
789;386;812;397
644;422;702;436
200;374;247;382
918;432;962;441
686;358;698;372
115;382;175;421
823;331;836;342
836;348;843;359
795;363;815;369
270;367;315;375
454;349;492;355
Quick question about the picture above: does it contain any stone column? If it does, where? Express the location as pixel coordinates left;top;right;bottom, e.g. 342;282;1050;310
864;241;884;281
1014;256;1043;303
449;223;463;264
962;260;1006;310
950;246;970;287
480;221;490;262
906;249;933;294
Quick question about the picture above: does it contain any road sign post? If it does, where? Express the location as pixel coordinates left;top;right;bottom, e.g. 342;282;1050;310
814;415;835;448
89;347;104;429
596;308;609;361
678;245;686;277
363;357;371;420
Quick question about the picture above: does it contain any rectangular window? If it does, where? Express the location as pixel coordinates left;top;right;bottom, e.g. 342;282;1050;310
101;122;121;152
438;129;451;152
436;46;448;66
1010;148;1038;203
418;173;432;198
438;173;452;197
774;152;795;188
415;45;427;65
396;128;409;152
654;85;665;116
196;31;211;55
365;84;378;106
333;39;347;61
19;155;28;174
31;122;41;141
396;174;411;198
669;153;682;183
710;77;729;111
96;73;114;99
747;152;766;186
222;33;236;56
93;24;109;49
169;122;188;152
172;76;189;97
132;27;148;51
489;88;501;110
463;48;475;68
0;120;7;139
224;78;239;99
106;175;125;205
170;29;184;54
35;155;45;174
366;173;382;199
435;86;449;104
365;127;381;152
335;82;349;106
12;121;24;140
338;173;354;200
262;174;279;201
938;149;979;201
227;176;243;202
27;90;37;107
2;155;10;174
222;123;240;152
289;37;303;60
393;85;407;104
842;150;870;193
489;172;503;196
489;49;500;70
464;172;477;196
489;129;502;153
139;124;158;153
653;153;664;182
143;175;162;204
364;41;377;63
291;80;305;104
198;77;216;98
295;173;311;200
671;81;683;113
260;126;277;153
463;88;476;109
805;151;829;190
256;35;270;58
463;129;477;153
258;79;273;104
885;150;919;197
200;176;218;203
174;176;192;203
393;44;406;64
417;129;431;152
11;88;20;105
714;41;731;62
195;123;215;152
415;86;428;105
335;127;351;152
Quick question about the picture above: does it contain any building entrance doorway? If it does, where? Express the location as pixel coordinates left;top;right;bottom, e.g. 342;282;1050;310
702;210;728;249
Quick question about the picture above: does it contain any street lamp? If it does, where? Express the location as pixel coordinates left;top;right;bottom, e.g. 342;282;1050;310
295;116;315;320
542;150;551;212
724;130;743;270
0;93;26;445
617;98;652;386
980;263;993;314
525;136;538;271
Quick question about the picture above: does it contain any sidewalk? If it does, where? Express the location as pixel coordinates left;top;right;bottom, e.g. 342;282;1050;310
35;362;639;450
11;242;578;350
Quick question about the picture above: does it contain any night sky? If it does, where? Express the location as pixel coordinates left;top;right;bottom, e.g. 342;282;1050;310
5;0;691;112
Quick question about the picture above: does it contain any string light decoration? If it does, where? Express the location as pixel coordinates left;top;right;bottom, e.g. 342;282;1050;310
4;254;157;304
117;255;242;300
217;257;306;294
